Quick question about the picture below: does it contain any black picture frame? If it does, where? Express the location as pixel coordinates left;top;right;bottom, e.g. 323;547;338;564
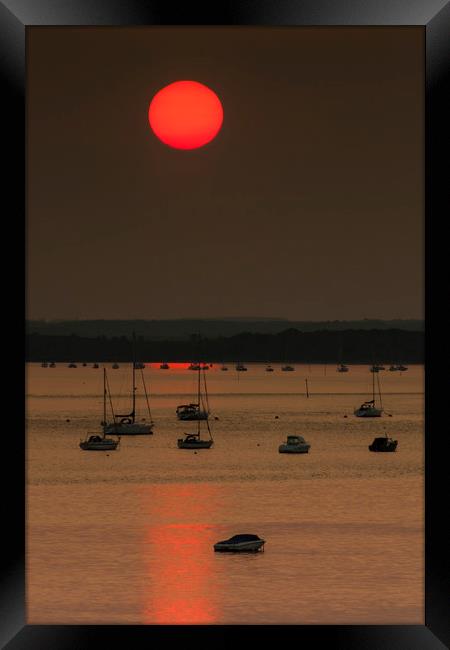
2;1;449;648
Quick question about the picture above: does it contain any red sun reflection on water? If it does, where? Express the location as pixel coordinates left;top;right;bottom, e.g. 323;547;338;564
141;484;221;624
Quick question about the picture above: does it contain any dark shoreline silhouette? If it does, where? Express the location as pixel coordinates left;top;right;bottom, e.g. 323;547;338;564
26;328;423;364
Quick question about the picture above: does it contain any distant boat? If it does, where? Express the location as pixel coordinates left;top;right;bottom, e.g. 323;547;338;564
49;362;56;368
266;365;274;372
201;364;210;370
188;363;201;370
134;362;145;369
103;334;154;435
178;365;213;449
278;434;310;454
281;365;295;371
214;534;265;553
354;369;384;417
370;364;385;372
160;363;170;369
68;362;77;368
79;369;120;451
369;435;398;452
221;365;229;371
112;363;119;369
82;363;87;367
397;364;408;371
236;364;247;371
41;362;48;368
92;363;99;369
389;365;398;371
337;363;349;372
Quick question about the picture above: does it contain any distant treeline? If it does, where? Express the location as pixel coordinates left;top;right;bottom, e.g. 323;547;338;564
26;318;424;340
26;329;423;364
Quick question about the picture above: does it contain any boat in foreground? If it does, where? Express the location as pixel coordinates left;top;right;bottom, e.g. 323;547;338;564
214;534;265;553
369;436;398;452
279;434;310;454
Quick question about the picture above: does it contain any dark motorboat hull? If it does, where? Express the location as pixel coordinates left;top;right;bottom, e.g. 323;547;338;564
214;540;265;553
177;439;213;449
369;440;398;452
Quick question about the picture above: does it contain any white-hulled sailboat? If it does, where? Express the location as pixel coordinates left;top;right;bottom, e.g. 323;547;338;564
354;367;384;417
80;368;120;451
178;364;214;449
103;333;154;435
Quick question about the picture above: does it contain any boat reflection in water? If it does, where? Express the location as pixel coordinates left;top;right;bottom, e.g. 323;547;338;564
141;484;221;624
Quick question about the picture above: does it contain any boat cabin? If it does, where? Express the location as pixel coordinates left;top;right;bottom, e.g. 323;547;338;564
286;435;306;445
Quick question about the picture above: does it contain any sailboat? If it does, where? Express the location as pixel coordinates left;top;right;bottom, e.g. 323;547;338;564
177;365;214;449
80;368;120;451
103;334;154;435
354;367;384;417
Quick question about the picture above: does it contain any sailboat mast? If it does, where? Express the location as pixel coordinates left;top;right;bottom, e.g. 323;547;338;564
197;362;201;437
103;367;106;432
132;332;136;422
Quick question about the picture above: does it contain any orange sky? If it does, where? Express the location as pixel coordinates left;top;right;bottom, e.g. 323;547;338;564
27;27;423;321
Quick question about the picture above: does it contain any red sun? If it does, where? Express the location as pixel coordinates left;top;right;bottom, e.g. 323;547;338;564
148;80;223;150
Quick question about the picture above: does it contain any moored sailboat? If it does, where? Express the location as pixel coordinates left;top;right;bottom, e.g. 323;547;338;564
178;365;213;449
80;368;120;451
354;368;384;417
103;334;154;435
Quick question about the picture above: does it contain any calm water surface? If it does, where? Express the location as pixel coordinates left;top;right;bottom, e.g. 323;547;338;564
26;363;424;624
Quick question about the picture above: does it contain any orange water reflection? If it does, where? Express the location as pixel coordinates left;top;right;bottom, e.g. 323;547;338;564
141;484;222;624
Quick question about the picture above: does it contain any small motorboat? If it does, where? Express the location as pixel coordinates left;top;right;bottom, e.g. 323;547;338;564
82;362;87;367
68;362;77;368
236;364;247;371
221;365;229;371
188;363;201;370
79;434;120;451
201;364;210;370
92;363;99;369
397;365;408;371
112;363;119;369
134;362;145;369
160;363;170;369
278;434;310;454
176;403;209;420
266;365;274;372
49;362;56;368
337;363;349;372
214;534;265;553
281;365;295;371
369;436;398;452
389;365;398;371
